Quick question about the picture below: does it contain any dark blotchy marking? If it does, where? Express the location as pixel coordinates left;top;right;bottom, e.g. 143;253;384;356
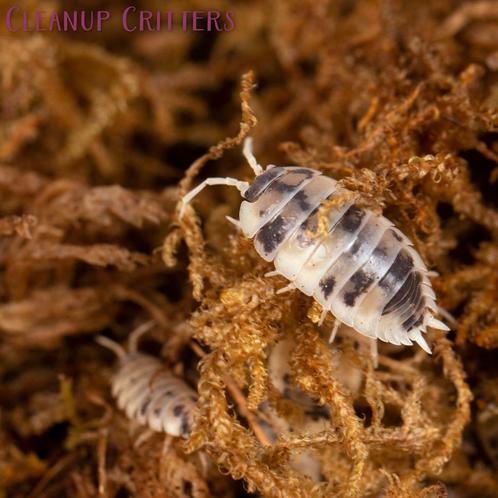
173;405;184;416
372;244;387;259
283;373;291;385
337;205;366;233
305;405;330;420
343;270;375;306
292;189;312;211
319;275;336;299
392;230;403;242
378;249;414;291
345;220;374;258
140;397;152;415
190;395;197;403
295;208;320;246
288;167;317;176
180;415;191;437
243;167;285;202
256;215;288;253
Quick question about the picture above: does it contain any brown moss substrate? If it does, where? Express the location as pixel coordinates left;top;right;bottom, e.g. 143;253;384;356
1;1;498;497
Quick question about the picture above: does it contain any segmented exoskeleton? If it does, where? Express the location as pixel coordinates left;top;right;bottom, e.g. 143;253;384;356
97;326;198;439
181;138;450;353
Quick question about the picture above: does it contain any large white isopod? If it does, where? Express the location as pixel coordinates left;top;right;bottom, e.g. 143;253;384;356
181;139;450;354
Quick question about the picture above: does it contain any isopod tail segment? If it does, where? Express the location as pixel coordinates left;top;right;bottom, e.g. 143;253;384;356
180;137;451;356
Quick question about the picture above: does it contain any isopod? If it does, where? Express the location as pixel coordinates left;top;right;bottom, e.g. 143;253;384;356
181;138;450;353
97;325;198;439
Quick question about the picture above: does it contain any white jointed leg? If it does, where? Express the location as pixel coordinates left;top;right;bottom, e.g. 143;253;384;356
133;428;155;449
276;282;296;294
318;308;328;326
243;137;263;175
180;177;249;218
328;319;341;343
369;338;379;368
265;270;280;278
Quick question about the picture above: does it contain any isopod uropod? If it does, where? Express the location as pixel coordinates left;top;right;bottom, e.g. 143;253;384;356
181;138;450;353
97;327;198;439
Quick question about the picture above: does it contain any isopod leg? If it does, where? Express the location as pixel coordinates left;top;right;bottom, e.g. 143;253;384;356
369;338;378;368
134;428;155;449
276;282;296;294
265;270;280;278
328;320;341;344
318;308;328;326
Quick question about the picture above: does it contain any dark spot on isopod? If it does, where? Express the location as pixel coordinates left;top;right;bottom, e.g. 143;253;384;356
292;189;312;211
181;415;191;437
392;230;403;242
319;275;336;299
173;405;184;416
289;168;317;175
271;170;316;194
256;215;288;253
243;167;286;202
343;270;375;306
338;205;366;233
140;397;152;415
379;249;414;291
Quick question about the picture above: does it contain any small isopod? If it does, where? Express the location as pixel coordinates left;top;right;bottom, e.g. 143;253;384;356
181;138;450;354
97;325;198;439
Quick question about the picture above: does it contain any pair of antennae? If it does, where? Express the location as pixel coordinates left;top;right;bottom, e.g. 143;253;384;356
179;137;263;218
96;320;156;359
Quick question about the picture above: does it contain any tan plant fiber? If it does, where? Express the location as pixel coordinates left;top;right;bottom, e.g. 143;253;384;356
0;1;497;497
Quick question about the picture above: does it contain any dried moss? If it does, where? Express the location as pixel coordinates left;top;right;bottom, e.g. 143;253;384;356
0;1;497;497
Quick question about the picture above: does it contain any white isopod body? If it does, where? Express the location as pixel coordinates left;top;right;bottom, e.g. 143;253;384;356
97;332;198;439
181;138;450;353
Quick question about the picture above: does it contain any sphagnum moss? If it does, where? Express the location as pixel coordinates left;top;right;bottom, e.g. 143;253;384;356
0;1;497;497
